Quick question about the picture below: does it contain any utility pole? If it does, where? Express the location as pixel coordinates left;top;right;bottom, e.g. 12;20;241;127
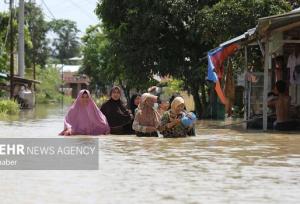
9;0;14;99
18;0;25;78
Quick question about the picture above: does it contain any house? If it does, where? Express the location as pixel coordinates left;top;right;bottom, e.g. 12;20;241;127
54;56;90;98
63;71;90;98
208;8;300;130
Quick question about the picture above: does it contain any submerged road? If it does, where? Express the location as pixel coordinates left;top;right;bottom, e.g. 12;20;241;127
0;105;300;203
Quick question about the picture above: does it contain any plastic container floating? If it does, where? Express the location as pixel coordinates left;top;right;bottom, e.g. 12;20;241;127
181;112;196;127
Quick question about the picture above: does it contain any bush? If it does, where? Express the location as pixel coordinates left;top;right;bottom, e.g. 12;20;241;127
60;95;74;105
95;95;108;106
35;66;75;105
36;66;62;104
0;99;20;115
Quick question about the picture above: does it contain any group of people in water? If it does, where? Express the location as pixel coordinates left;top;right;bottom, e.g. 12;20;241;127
59;86;196;137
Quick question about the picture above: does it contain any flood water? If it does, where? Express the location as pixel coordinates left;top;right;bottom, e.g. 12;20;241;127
0;105;300;203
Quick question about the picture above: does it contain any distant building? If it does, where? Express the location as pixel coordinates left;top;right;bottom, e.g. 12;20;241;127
54;56;90;98
63;72;90;98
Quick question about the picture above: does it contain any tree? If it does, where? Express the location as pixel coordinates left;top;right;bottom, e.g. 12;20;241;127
0;12;10;73
96;0;219;116
24;1;49;68
49;19;80;64
94;0;292;117
81;25;112;90
201;0;291;46
1;4;47;74
199;0;291;117
81;24;157;99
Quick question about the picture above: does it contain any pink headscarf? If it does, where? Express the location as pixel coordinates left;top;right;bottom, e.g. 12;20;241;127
59;89;110;135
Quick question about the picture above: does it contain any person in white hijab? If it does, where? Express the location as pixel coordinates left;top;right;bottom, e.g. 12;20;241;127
159;97;195;137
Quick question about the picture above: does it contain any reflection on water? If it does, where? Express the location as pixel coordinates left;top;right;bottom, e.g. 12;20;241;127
0;105;300;203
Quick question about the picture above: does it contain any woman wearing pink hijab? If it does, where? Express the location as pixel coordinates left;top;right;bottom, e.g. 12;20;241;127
59;89;110;136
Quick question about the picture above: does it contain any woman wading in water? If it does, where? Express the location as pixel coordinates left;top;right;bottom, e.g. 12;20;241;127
132;93;161;137
159;96;196;137
59;90;110;136
100;86;133;134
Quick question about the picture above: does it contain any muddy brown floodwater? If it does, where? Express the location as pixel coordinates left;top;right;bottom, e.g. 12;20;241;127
0;105;300;203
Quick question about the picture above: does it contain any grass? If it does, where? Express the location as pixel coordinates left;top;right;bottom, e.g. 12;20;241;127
0;99;20;115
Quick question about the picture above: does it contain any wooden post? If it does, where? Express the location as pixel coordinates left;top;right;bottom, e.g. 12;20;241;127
244;46;248;122
263;36;270;131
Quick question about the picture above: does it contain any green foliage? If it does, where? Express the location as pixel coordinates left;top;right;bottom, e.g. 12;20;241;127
90;0;293;116
0;99;19;115
0;2;49;72
81;24;157;92
24;2;50;68
61;95;74;104
35;66;74;104
201;0;291;46
0;48;8;73
163;79;183;95
81;25;110;89
201;0;291;74
0;12;12;72
95;0;217;115
94;95;109;107
35;66;61;103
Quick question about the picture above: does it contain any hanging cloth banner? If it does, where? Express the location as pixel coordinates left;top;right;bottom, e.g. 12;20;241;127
207;43;239;104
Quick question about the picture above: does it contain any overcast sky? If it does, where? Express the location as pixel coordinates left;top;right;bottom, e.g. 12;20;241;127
0;0;100;37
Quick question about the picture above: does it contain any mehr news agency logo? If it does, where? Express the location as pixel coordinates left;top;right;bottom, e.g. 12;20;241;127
0;143;96;167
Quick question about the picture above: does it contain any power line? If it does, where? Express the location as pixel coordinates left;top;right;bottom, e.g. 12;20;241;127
67;0;96;21
38;0;58;41
41;0;56;19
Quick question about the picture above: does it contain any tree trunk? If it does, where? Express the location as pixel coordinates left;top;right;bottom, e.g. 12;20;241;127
200;84;207;112
124;87;130;104
119;82;130;104
191;85;202;118
33;58;36;91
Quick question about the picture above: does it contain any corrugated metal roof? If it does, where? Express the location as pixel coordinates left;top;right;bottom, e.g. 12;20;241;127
219;28;256;47
208;8;300;56
0;73;8;78
291;7;300;13
0;73;41;83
